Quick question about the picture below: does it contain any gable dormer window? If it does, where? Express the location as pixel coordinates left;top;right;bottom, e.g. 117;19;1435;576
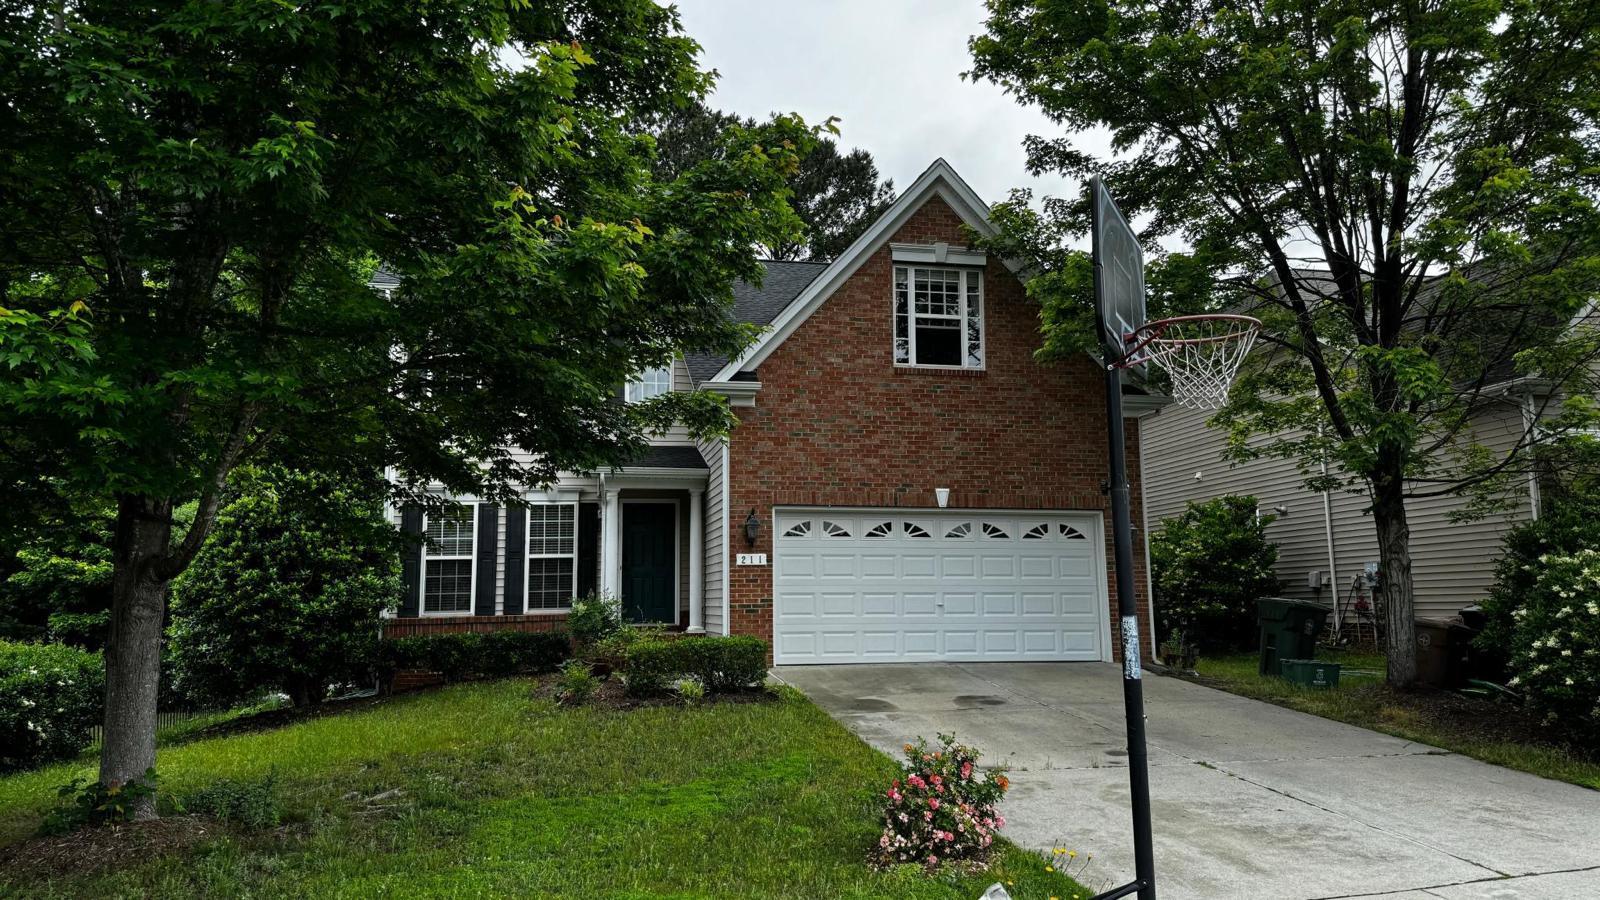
626;365;672;402
893;265;983;368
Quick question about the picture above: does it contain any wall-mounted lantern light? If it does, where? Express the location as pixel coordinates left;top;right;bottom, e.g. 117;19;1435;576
935;488;951;509
743;509;761;546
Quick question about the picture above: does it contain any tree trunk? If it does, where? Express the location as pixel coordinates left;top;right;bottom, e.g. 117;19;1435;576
1371;472;1418;688
100;495;174;819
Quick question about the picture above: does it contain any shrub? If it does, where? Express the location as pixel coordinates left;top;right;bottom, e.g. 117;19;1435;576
555;659;599;705
870;733;1008;870
184;773;282;829
0;640;104;773
567;593;622;647
1500;549;1600;735
1478;489;1600;675
623;635;767;696
380;630;569;683
167;466;399;707
38;770;158;836
1151;495;1280;650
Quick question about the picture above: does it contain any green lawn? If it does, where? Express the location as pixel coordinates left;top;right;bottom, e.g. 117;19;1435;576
1192;650;1600;791
0;683;1089;898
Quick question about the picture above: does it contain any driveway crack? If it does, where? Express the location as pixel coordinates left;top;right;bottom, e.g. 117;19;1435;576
1206;760;1509;881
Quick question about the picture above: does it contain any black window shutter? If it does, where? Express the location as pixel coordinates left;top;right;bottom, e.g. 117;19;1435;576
578;502;600;599
398;505;424;617
474;504;499;616
503;507;526;615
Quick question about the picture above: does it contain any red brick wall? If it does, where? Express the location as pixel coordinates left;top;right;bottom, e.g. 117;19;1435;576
725;195;1153;660
381;613;569;639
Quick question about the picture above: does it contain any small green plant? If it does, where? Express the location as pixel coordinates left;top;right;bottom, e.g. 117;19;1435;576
567;593;622;647
673;676;705;704
556;659;600;705
183;772;282;829
38;769;159;836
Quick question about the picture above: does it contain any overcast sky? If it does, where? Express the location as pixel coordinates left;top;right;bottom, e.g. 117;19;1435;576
673;0;1104;212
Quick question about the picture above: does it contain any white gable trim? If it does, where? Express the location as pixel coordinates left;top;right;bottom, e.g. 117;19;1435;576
709;159;1014;382
890;242;987;267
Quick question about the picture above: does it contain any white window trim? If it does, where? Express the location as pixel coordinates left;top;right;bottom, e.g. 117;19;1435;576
893;264;985;370
626;365;673;403
420;503;478;617
524;501;580;614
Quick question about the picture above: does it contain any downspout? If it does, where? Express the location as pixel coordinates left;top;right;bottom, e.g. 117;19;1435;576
1322;462;1339;639
1520;392;1542;520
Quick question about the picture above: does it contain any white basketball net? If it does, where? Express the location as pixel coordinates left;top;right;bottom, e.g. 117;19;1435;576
1132;316;1261;411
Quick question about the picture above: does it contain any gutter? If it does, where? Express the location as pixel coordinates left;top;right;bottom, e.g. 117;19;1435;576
702;380;761;408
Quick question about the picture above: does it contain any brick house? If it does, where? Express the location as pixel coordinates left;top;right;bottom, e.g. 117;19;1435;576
388;159;1163;663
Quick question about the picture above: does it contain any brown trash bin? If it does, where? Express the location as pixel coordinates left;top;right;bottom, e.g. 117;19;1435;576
1414;618;1473;688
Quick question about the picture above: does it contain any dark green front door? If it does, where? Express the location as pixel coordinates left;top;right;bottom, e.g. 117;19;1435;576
622;502;676;623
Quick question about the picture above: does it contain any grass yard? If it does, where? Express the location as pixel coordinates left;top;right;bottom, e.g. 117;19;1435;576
0;682;1088;899
1191;649;1600;791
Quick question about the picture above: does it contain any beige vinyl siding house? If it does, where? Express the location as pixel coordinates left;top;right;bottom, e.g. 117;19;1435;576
1141;398;1538;621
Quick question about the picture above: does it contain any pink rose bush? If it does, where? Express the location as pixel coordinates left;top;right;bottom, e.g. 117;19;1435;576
870;732;1009;870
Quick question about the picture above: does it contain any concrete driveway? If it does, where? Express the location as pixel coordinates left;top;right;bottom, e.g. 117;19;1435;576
774;662;1600;900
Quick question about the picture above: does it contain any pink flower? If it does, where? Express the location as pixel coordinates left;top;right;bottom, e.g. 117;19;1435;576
879;834;890;848
924;811;933;821
926;855;938;866
961;761;973;780
929;798;940;810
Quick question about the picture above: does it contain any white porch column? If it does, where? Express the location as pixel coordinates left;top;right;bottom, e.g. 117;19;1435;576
601;484;622;598
687;487;705;633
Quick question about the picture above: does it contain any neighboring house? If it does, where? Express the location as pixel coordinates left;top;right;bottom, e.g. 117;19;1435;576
1141;292;1598;623
384;159;1164;664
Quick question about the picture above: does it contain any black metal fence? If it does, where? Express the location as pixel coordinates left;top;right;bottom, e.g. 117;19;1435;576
88;708;207;744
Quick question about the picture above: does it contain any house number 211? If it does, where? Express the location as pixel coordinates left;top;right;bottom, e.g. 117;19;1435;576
736;553;768;566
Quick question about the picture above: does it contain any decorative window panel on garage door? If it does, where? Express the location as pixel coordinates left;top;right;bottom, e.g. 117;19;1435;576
771;509;1109;664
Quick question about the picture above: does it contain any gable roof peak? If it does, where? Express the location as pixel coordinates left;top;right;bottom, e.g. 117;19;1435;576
708;158;1012;381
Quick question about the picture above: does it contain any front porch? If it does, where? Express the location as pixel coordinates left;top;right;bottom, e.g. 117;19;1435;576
388;445;711;635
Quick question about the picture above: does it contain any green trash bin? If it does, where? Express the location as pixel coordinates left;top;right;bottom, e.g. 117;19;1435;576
1257;597;1332;676
1279;658;1341;689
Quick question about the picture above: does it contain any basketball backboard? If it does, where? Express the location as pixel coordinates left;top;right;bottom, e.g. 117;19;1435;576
1090;176;1145;365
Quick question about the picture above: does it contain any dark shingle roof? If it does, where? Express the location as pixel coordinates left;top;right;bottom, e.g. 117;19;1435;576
369;266;401;289
684;260;829;384
623;444;707;470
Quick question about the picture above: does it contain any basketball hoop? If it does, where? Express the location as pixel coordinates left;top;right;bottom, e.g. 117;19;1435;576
1119;313;1261;410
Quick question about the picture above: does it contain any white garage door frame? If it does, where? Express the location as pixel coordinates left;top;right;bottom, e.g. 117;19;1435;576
771;506;1112;665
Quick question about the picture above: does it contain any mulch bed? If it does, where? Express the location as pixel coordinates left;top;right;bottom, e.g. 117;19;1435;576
0;816;227;881
532;674;778;711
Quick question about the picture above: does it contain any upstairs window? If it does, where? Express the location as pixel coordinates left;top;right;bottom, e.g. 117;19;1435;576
422;505;476;615
626;365;672;402
894;266;983;368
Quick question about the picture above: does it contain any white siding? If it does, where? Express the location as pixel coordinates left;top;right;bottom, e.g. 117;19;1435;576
1141;403;1534;620
641;357;696;442
699;436;727;634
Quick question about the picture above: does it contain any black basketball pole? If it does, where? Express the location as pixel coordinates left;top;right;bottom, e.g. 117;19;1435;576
1090;176;1158;900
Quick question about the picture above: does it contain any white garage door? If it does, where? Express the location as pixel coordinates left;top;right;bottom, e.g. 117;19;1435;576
772;508;1109;664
